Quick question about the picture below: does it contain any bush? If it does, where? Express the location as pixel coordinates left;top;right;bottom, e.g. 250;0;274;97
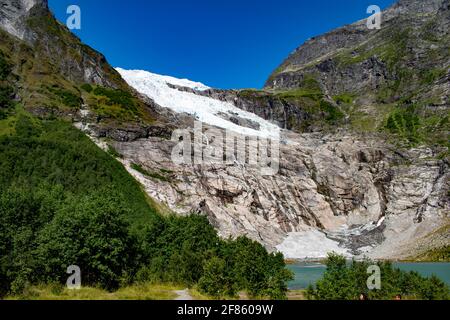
93;87;136;109
81;83;93;93
0;52;11;81
0;115;293;298
307;253;450;300
198;257;237;298
131;163;168;181
320;100;345;124
46;86;82;108
0;86;13;109
385;105;420;144
35;191;138;290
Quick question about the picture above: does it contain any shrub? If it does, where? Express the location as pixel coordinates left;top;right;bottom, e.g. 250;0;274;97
35;191;139;290
198;257;237;298
320;100;345;123
0;115;293;298
93;87;136;109
46;86;82;108
81;83;93;93
0;86;13;109
307;253;450;300
0;52;11;81
131;163;168;182
385;106;421;144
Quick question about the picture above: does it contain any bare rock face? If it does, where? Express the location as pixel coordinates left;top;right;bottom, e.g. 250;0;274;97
79;116;448;259
3;0;446;260
265;0;450;108
0;0;47;40
70;0;448;260
0;0;128;88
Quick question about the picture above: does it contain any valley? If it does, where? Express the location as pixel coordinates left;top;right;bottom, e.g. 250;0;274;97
0;0;448;300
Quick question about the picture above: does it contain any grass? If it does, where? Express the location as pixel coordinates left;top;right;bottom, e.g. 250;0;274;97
5;283;305;300
413;247;450;262
44;85;82;109
405;225;450;262
0;104;33;136
107;144;123;158
383;104;450;147
333;93;354;105
335;27;410;72
287;290;307;300
0;19;155;125
420;68;446;85
6;283;182;300
274;88;323;101
131;163;170;182
0;114;16;135
238;84;348;132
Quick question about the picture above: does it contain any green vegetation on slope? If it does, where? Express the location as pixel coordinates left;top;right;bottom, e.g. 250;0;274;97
0;21;154;124
0;54;292;299
238;76;345;133
131;163;169;182
306;253;449;300
384;103;449;148
0;51;14;120
0;112;293;299
412;247;450;263
82;85;145;122
6;283;181;300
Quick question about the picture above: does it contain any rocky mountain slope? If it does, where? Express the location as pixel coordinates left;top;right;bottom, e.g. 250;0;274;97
1;0;448;260
262;0;449;145
94;74;449;259
266;0;449;104
0;0;163;128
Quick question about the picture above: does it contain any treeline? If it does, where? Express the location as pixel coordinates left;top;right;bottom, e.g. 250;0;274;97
306;253;449;300
0;113;292;299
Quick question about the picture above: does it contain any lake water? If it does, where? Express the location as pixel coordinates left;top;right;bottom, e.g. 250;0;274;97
287;262;450;290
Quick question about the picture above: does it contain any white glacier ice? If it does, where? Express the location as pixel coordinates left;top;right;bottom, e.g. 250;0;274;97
276;229;351;260
115;68;280;139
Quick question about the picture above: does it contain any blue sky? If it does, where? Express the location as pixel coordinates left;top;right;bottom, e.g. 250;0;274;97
48;0;396;89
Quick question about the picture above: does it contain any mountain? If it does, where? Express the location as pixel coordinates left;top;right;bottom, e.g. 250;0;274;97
0;0;296;298
262;0;449;145
0;0;162;128
111;0;449;260
0;0;448;266
266;0;449;105
116;68;281;139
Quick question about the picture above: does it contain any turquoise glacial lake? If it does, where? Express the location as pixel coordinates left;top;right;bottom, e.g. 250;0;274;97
287;262;450;290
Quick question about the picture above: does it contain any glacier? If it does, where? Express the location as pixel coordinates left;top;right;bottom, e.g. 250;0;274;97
115;68;280;139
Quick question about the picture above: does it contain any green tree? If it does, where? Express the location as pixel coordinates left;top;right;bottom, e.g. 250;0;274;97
308;253;450;300
198;257;237;298
35;191;138;290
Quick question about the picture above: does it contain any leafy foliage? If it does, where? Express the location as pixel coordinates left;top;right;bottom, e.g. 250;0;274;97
319;100;345;124
0;86;13;120
385;105;421;144
81;83;93;93
92;87;136;110
0;113;292;299
333;93;354;105
35;191;138;290
45;85;82;109
0;52;14;120
138;221;294;299
384;104;449;147
306;253;450;300
131;163;169;182
0;51;11;81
